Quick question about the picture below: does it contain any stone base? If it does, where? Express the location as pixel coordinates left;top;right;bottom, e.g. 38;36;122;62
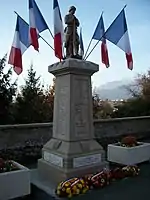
43;138;105;157
38;158;108;184
30;169;58;199
38;137;108;184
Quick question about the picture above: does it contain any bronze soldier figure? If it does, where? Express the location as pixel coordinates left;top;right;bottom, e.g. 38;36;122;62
64;6;80;58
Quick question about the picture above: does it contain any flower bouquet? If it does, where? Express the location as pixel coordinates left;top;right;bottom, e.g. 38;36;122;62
56;177;89;198
110;165;140;181
122;165;140;177
110;167;125;181
85;170;111;189
0;158;18;173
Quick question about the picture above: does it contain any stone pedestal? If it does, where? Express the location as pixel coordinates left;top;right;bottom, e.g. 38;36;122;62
38;58;107;184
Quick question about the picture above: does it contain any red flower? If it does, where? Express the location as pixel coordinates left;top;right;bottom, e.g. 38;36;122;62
121;136;137;147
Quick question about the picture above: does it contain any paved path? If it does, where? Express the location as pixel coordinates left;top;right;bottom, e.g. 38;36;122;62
15;162;150;200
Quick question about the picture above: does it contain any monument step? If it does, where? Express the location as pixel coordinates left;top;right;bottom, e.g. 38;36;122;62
30;169;60;200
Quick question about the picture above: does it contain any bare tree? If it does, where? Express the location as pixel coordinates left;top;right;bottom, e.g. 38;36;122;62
123;71;150;99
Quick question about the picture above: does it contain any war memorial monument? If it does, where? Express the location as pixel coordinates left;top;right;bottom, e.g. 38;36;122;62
32;6;107;191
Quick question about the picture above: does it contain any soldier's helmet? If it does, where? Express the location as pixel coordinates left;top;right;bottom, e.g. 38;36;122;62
69;6;76;12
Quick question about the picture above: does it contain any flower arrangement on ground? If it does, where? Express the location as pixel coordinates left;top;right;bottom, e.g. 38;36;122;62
110;165;140;180
56;177;89;198
122;165;140;177
55;165;140;198
84;169;111;189
0;158;18;173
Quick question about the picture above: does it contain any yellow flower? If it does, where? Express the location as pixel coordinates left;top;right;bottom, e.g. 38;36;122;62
66;188;71;194
78;183;83;189
80;179;84;184
82;188;88;194
57;185;61;190
65;183;70;187
86;185;89;190
72;185;77;192
56;190;61;195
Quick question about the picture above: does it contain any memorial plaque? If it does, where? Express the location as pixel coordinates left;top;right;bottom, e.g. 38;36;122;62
43;151;63;167
73;154;101;168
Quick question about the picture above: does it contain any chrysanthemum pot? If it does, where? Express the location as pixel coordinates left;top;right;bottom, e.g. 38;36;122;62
107;142;150;165
0;161;30;200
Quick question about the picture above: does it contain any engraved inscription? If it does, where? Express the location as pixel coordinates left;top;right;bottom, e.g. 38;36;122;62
75;104;85;127
43;151;63;167
57;86;69;135
74;103;88;136
74;78;89;136
81;79;89;103
73;154;101;168
74;78;89;103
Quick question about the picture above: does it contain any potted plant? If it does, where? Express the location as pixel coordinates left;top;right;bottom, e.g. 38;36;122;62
107;136;150;165
0;158;30;200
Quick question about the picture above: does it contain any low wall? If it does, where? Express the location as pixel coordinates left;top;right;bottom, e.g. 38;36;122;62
94;116;150;145
0;116;150;149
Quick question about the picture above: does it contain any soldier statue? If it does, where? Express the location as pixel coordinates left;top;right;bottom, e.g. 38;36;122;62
64;6;81;59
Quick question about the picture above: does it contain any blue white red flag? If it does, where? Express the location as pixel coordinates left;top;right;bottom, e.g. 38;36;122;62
92;14;109;68
53;0;63;60
79;28;84;57
29;0;49;51
104;8;133;70
8;15;30;75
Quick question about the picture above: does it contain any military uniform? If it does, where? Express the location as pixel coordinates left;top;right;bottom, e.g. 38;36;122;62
64;6;80;57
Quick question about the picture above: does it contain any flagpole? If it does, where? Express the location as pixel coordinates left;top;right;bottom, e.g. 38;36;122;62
83;11;104;60
39;35;54;51
83;39;92;60
14;11;54;51
85;5;127;60
48;28;54;39
84;40;100;60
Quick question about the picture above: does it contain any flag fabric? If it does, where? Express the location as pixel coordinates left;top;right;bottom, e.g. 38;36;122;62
8;15;30;75
92;14;104;40
29;0;39;51
29;0;49;51
104;9;133;70
92;14;109;68
53;0;63;60
79;28;84;57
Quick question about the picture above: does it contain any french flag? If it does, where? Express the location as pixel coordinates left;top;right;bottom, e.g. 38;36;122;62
29;0;39;51
104;7;133;70
8;15;30;75
53;0;63;60
92;14;109;68
29;0;49;51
